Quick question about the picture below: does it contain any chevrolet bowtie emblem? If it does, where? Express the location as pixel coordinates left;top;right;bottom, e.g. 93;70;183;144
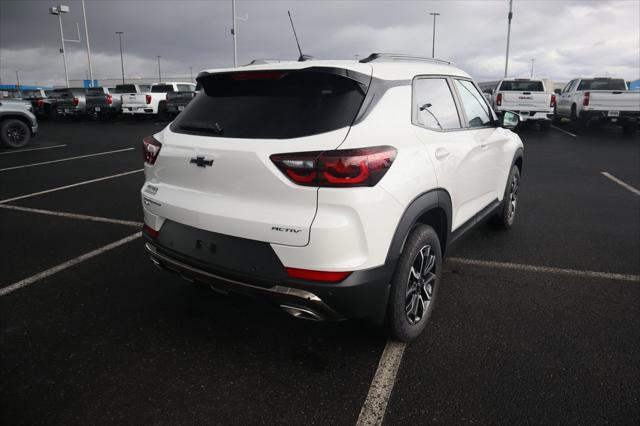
190;156;214;167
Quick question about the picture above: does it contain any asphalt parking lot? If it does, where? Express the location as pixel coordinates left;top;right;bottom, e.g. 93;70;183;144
1;119;638;424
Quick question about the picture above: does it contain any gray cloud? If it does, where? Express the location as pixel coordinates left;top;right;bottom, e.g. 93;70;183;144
1;0;638;87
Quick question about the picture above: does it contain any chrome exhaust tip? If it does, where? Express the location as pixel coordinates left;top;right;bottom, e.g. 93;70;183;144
280;305;322;321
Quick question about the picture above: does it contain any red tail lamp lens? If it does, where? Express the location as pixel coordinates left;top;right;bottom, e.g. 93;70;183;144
146;94;152;104
106;94;113;105
270;146;396;188
583;91;590;107
286;268;351;283
496;93;502;106
72;97;79;106
550;94;556;108
143;224;160;238
142;135;162;165
36;99;44;107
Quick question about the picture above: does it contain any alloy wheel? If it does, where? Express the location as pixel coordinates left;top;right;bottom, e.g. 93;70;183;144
405;245;436;325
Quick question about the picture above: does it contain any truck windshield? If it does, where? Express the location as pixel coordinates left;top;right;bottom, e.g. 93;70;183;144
151;85;174;93
499;81;544;91
577;79;627;91
171;68;369;139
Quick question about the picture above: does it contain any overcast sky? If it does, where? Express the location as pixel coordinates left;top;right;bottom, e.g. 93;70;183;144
1;0;638;87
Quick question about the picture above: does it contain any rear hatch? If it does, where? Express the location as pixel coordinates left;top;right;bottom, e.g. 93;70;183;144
54;89;84;111
498;80;551;111
144;64;372;247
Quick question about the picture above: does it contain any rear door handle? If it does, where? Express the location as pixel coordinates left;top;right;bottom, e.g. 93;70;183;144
435;148;450;160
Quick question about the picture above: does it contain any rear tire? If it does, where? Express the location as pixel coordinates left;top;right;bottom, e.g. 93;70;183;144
570;105;585;133
158;103;170;122
387;225;442;342
492;165;520;230
0;118;31;148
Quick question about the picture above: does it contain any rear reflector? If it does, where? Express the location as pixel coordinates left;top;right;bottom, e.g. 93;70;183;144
271;146;397;188
143;135;162;165
142;224;159;238
286;268;351;283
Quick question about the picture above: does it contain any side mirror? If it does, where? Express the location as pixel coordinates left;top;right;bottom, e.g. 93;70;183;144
501;111;521;129
554;88;561;95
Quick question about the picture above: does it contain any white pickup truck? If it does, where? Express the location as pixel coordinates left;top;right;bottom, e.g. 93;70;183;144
555;77;640;134
121;82;194;119
490;78;555;130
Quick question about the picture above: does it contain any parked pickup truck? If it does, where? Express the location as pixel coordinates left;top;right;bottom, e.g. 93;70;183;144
490;78;555;130
555;77;640;133
52;88;88;117
19;89;49;118
121;82;194;119
165;83;198;120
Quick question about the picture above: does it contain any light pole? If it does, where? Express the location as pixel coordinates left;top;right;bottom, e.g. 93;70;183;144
530;58;535;78
231;0;237;67
49;5;70;88
504;0;514;77
15;71;20;88
81;0;94;86
116;32;125;84
190;66;193;83
429;12;440;58
156;56;162;82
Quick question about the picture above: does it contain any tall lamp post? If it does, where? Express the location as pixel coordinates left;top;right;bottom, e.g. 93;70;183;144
156;56;162;83
81;0;94;86
429;12;440;58
504;0;514;77
530;58;535;78
49;5;70;88
116;32;125;84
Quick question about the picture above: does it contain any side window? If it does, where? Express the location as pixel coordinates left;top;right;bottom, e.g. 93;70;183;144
454;79;492;128
412;78;461;130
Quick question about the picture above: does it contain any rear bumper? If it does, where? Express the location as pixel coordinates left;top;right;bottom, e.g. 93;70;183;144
166;103;189;113
581;110;640;122
88;105;121;114
56;107;84;116
497;109;553;121
122;106;155;114
143;230;393;323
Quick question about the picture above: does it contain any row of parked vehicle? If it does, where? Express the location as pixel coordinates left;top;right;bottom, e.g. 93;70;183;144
482;77;640;134
3;82;198;122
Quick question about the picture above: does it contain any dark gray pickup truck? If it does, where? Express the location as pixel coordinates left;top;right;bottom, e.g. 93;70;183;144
164;83;198;120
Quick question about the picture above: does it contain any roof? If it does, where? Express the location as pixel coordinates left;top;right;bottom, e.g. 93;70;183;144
198;56;470;82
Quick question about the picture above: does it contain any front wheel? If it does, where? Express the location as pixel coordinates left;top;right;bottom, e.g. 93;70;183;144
387;225;442;342
1;118;31;148
492;165;520;229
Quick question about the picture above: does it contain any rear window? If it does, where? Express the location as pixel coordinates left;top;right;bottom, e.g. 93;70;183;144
21;90;41;98
151;84;174;93
171;68;368;139
177;84;194;92
114;84;137;93
577;79;627;91
499;80;544;91
87;88;105;95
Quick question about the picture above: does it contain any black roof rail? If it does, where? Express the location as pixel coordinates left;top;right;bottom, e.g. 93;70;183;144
359;53;452;65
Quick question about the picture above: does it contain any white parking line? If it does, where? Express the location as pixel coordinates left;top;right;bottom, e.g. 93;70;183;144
0;232;141;297
551;125;577;138
356;340;406;426
601;172;640;196
0;144;67;155
447;257;640;282
0;204;143;227
0;169;144;204
0;147;134;172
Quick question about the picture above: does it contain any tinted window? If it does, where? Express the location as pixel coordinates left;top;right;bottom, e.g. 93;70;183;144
177;84;194;92
577;79;627;91
454;79;492;128
140;85;150;92
171;69;368;139
499;80;544;91
114;85;136;93
87;88;105;95
21;90;42;98
151;84;174;93
413;78;461;130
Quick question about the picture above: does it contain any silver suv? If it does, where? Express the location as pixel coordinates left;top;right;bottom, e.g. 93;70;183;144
0;100;38;148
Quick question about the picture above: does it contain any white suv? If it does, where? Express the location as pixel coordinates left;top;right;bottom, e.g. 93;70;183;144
141;54;524;341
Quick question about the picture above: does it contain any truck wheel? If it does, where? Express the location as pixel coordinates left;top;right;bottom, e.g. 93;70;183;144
1;119;31;148
622;121;638;135
158;103;170;122
387;224;442;342
491;165;520;230
570;105;585;133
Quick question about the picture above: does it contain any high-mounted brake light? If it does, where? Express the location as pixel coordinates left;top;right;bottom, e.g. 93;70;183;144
230;71;288;81
142;224;160;238
286;268;351;283
146;94;152;104
270;146;397;188
550;94;556;108
583;91;590;107
72;97;79;106
496;93;502;106
142;135;162;165
106;94;113;105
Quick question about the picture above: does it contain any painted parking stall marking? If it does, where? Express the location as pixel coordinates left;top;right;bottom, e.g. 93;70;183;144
0;144;67;155
0;147;135;172
0;204;143;227
601;171;640;196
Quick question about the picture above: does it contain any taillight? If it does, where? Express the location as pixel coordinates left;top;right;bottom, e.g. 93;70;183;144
36;99;44;107
106;94;112;105
72;97;79;106
146;94;152;104
142;224;160;238
270;146;397;188
143;135;162;165
550;94;556;108
583;91;590;107
496;93;502;106
286;267;351;283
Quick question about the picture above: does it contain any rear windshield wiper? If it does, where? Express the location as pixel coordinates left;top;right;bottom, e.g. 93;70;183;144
178;122;223;135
